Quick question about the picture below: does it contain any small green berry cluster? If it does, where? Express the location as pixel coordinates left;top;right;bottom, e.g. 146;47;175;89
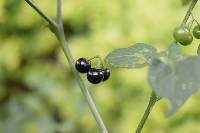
173;13;200;46
75;57;110;84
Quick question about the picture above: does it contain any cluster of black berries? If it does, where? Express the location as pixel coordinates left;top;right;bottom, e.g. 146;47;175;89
75;58;110;84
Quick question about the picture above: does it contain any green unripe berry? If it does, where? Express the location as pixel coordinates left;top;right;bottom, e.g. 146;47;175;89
173;27;193;46
193;25;200;39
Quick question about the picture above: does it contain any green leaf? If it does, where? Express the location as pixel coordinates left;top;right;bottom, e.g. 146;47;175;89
158;42;181;61
149;56;200;116
105;43;157;68
167;42;181;60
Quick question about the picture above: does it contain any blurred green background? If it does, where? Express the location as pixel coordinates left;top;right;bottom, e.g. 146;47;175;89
1;0;200;133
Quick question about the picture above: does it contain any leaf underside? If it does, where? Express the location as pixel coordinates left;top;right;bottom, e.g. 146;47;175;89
149;56;200;116
105;42;200;116
105;43;157;68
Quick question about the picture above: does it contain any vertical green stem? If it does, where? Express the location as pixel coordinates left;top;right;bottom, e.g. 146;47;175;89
135;92;157;133
24;0;57;28
56;1;108;132
181;0;198;27
135;0;199;132
25;0;108;133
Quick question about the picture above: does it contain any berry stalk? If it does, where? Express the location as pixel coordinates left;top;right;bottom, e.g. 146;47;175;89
181;0;199;27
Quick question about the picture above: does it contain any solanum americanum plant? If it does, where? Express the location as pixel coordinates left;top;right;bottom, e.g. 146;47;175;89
105;0;200;132
25;0;200;133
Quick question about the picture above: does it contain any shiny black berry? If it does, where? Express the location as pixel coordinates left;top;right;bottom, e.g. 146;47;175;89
87;68;103;84
101;68;110;81
75;58;91;73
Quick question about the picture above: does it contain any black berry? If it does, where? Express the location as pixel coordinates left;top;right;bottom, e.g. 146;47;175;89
75;58;91;73
101;68;110;81
87;68;103;84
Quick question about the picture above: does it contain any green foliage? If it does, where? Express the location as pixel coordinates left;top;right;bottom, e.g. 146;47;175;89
164;42;181;60
149;56;200;116
105;41;200;117
105;0;200;120
1;0;200;132
105;43;157;68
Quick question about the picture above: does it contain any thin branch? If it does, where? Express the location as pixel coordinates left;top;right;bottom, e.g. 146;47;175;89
57;0;62;25
135;92;158;133
56;1;108;132
24;0;57;28
181;0;198;27
25;0;108;132
135;0;199;132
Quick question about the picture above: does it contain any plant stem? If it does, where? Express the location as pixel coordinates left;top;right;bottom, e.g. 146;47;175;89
24;0;57;28
135;1;199;133
25;0;108;133
135;92;158;133
56;1;108;133
181;0;198;27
